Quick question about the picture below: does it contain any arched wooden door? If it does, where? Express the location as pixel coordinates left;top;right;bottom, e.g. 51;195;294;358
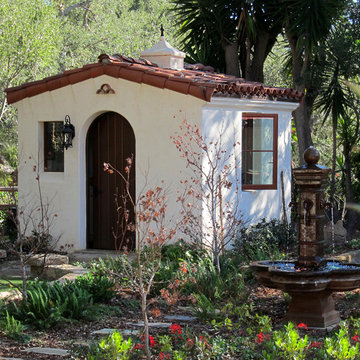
87;112;135;250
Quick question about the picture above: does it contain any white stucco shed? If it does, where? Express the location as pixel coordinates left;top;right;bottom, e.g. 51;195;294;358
6;38;302;251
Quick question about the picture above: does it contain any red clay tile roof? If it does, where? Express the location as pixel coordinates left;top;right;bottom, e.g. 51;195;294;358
5;54;303;104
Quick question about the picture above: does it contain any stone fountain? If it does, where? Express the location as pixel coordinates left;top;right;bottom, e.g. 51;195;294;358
251;147;360;329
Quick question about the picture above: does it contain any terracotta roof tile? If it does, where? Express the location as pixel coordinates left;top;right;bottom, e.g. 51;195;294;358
5;53;303;104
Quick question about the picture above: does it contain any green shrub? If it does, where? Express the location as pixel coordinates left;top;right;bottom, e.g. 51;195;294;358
87;256;134;289
85;331;132;360
183;256;249;303
323;321;359;360
8;283;64;329
232;218;296;264
7;280;96;328
0;310;25;336
73;273;116;302
0;208;17;241
192;293;221;321
62;286;93;320
348;238;360;250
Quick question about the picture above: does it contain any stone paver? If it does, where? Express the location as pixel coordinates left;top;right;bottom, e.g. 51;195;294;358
164;315;196;321
23;347;69;356
0;357;23;360
91;328;117;335
91;328;139;336
126;322;172;328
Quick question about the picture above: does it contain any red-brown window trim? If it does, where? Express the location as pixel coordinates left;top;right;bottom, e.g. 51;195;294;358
242;113;278;190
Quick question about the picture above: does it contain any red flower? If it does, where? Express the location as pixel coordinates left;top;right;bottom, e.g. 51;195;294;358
352;335;359;342
256;332;264;343
149;335;156;347
142;334;157;347
309;341;322;349
170;324;182;335
297;323;309;330
133;343;144;350
159;353;165;360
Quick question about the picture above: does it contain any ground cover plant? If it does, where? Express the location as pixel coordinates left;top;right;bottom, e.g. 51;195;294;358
1;239;360;359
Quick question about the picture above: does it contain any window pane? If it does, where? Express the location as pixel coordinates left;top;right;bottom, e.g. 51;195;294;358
242;115;276;188
243;118;273;151
242;152;273;185
44;122;64;172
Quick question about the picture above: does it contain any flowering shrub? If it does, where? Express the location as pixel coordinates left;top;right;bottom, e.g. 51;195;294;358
74;317;360;360
170;324;182;336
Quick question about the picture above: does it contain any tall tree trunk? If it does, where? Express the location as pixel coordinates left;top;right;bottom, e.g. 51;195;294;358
222;41;240;77
247;32;277;83
287;32;314;164
292;95;314;164
330;117;337;204
343;142;358;235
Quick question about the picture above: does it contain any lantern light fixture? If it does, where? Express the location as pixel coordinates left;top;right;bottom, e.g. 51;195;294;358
62;115;75;150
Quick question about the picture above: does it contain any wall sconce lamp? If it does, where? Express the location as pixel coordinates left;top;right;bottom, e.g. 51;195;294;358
62;115;75;150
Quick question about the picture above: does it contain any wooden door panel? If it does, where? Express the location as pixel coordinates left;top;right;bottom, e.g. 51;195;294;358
87;112;135;250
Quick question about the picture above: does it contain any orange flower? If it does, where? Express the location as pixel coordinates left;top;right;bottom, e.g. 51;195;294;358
150;307;161;318
180;262;188;274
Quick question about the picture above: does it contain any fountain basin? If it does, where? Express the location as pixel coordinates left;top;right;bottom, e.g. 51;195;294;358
251;260;360;329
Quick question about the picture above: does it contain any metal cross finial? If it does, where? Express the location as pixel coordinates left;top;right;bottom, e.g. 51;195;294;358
160;24;164;37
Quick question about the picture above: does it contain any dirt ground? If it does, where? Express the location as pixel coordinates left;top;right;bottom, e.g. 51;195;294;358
1;283;359;360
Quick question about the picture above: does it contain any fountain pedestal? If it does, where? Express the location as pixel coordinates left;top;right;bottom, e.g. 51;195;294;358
287;291;339;329
251;147;360;329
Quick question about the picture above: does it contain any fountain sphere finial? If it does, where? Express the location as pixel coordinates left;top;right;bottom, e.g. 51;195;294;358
304;146;320;165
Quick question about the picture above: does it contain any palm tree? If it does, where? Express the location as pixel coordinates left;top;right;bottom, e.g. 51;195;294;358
275;0;348;162
169;0;281;81
315;2;360;233
170;0;348;164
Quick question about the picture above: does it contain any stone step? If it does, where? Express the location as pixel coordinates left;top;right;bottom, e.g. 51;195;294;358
33;264;87;281
27;254;69;267
68;250;121;263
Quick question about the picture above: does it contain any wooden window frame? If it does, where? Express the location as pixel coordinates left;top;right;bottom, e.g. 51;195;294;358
44;121;64;173
242;113;278;190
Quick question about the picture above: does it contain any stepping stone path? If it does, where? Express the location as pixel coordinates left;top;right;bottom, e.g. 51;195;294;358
91;328;139;336
23;347;69;356
164;315;196;322
126;321;172;328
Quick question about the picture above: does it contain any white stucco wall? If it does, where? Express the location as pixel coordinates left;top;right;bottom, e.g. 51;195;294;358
14;76;299;251
202;98;299;245
15;75;204;250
